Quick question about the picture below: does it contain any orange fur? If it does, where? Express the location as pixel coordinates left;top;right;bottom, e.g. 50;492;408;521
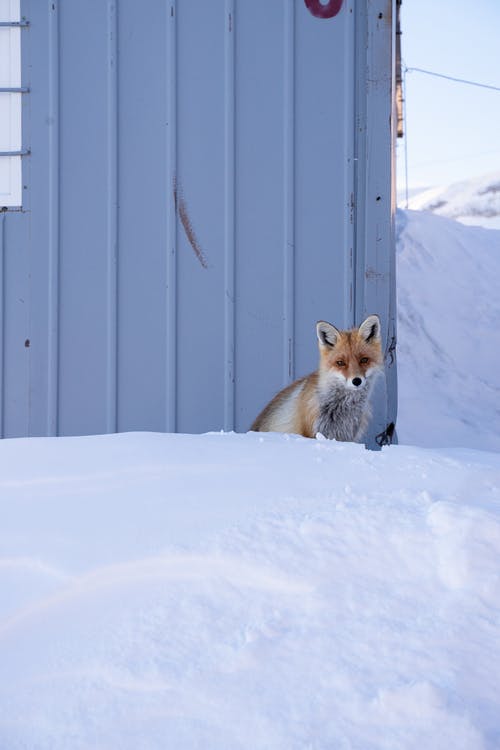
251;316;383;441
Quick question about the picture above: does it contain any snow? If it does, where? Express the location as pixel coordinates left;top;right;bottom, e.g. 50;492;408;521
1;181;500;749
396;208;500;452
1;431;500;749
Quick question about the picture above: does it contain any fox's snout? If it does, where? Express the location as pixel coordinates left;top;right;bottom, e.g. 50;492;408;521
336;373;366;389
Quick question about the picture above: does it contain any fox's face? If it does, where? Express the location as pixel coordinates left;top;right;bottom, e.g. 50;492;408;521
316;315;383;390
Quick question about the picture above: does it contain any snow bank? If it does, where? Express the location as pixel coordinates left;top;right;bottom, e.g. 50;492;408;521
1;431;500;749
396;209;500;452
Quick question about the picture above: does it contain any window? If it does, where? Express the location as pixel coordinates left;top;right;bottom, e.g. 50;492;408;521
0;0;22;207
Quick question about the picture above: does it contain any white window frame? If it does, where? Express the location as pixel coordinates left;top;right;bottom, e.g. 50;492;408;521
0;0;22;207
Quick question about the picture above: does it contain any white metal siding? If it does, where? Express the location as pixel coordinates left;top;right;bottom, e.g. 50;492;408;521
0;0;396;446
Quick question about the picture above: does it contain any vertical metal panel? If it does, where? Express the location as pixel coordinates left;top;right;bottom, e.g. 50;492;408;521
293;0;356;381
116;0;168;433
57;1;111;435
0;209;29;437
175;0;226;434
21;0;56;437
354;0;396;447
1;0;396;443
233;0;289;432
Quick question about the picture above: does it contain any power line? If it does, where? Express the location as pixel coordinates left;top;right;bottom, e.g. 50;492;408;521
405;66;500;92
400;65;500;205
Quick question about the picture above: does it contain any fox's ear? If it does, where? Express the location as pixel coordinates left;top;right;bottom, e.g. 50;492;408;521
358;314;381;343
316;321;340;348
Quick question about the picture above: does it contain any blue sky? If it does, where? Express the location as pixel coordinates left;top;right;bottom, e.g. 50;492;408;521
397;0;500;192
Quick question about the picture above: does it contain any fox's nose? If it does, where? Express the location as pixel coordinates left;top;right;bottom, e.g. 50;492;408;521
352;377;362;387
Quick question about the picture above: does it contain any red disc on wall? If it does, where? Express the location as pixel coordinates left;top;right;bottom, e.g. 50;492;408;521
305;0;343;19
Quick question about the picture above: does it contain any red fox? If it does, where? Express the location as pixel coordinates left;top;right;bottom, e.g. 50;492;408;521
251;315;383;442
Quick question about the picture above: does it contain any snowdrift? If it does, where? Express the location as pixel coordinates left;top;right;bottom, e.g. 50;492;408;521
1;431;500;749
397;209;500;452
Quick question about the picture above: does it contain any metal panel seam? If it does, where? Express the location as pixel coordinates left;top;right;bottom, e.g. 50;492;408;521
352;0;367;326
283;0;295;385
343;0;356;327
224;0;236;431
165;0;178;432
106;0;118;433
47;0;60;436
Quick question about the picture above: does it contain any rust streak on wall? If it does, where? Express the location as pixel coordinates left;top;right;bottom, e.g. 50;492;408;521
173;177;209;269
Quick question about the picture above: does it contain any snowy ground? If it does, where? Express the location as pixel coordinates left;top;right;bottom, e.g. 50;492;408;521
1;183;500;748
1;432;500;750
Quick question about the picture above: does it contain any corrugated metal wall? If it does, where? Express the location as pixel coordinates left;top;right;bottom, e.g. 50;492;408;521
1;0;396;444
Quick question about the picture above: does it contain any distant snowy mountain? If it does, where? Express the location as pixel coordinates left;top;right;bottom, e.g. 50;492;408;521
407;171;500;229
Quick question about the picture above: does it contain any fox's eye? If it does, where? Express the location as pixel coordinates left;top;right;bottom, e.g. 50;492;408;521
360;357;369;365
336;360;346;367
